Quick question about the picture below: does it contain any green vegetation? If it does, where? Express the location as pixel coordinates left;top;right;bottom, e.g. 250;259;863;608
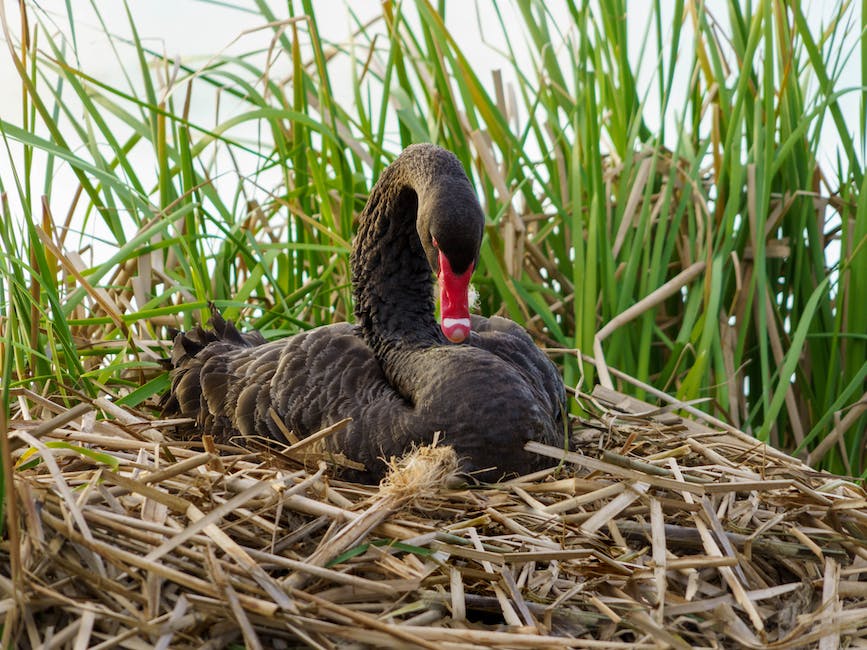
0;1;865;478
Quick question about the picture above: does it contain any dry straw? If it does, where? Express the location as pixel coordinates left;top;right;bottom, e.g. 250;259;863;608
2;383;867;648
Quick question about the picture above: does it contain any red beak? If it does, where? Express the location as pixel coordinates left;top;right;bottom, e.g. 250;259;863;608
438;250;473;343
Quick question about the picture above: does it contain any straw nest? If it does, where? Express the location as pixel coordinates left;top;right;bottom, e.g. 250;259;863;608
2;383;867;649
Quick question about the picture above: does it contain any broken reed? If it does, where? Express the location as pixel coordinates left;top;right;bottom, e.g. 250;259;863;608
0;0;865;475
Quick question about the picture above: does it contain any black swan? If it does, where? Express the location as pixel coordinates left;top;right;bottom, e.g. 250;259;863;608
162;144;566;482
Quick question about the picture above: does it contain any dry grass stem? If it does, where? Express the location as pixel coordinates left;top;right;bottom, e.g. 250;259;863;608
3;385;867;647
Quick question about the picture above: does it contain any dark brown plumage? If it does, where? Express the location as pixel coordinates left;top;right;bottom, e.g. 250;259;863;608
162;144;566;482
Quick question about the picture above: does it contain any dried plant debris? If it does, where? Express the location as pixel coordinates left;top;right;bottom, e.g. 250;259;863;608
2;384;867;649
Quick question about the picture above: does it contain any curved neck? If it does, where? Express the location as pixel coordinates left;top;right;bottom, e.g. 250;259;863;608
351;160;442;358
351;145;483;400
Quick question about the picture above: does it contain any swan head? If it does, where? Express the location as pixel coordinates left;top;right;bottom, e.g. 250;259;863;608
417;180;485;344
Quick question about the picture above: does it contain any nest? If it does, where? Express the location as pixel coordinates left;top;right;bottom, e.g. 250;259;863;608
2;385;867;649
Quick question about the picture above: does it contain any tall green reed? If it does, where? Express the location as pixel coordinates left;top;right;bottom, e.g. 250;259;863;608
0;0;864;475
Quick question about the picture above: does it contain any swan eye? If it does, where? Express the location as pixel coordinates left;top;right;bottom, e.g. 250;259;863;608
429;236;441;272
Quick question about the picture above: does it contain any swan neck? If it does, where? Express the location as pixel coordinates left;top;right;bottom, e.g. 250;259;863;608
351;156;444;358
